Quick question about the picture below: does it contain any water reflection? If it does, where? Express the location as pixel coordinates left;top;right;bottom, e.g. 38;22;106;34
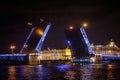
0;63;120;80
56;64;71;72
8;66;16;80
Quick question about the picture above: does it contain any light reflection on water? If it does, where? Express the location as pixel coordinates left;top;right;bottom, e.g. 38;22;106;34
0;63;120;80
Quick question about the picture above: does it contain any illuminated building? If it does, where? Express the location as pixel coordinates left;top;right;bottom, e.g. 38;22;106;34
39;48;72;60
39;40;120;62
91;40;120;63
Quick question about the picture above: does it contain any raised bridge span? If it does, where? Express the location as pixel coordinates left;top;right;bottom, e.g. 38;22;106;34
0;24;120;65
0;23;51;65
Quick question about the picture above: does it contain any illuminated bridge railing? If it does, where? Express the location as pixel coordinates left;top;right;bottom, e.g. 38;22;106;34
80;27;93;55
102;55;120;61
0;54;28;56
0;54;29;65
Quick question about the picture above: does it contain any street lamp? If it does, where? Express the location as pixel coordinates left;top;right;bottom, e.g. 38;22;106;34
27;22;33;26
69;26;74;30
82;22;88;28
10;45;15;54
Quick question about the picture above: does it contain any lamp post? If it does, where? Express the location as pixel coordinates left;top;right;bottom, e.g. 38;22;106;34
10;45;15;54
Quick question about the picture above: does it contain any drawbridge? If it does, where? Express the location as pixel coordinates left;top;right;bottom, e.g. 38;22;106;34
65;27;94;62
20;23;51;54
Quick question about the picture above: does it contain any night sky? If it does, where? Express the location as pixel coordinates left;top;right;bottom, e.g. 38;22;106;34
0;0;120;53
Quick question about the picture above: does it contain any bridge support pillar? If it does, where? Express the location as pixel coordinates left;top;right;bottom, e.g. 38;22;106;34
94;54;102;64
28;54;41;64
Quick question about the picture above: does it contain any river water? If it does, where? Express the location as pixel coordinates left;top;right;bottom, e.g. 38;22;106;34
0;62;120;80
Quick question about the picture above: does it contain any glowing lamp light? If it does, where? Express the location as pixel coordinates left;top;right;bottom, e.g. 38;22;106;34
109;40;115;47
10;45;16;53
69;26;73;30
27;22;33;26
36;29;43;36
82;23;88;28
10;45;15;49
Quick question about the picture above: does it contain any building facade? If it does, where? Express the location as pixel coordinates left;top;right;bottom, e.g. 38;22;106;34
91;40;120;63
40;48;72;60
39;40;120;62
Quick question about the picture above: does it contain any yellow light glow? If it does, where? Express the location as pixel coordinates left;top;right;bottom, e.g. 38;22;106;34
69;26;73;30
10;45;15;49
82;22;88;28
10;45;16;53
109;41;114;47
65;48;71;55
27;22;33;26
36;28;43;36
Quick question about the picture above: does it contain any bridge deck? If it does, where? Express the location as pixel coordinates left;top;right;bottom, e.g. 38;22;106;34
0;54;29;65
